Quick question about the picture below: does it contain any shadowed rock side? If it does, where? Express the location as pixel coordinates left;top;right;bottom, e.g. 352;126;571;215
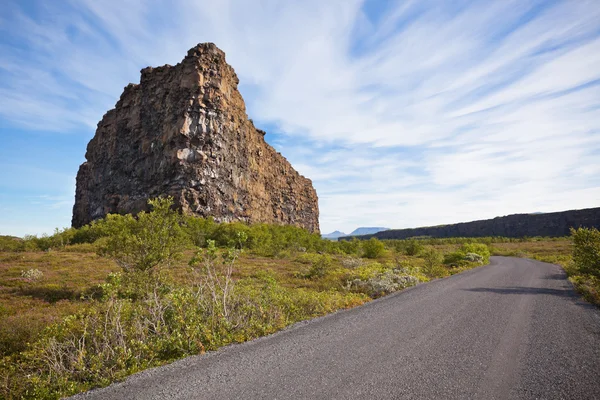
72;43;319;232
343;207;600;240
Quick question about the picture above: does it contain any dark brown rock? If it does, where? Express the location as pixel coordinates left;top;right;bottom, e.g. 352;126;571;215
72;43;319;232
343;207;600;240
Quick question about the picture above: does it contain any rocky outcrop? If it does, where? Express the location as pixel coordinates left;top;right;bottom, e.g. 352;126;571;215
343;207;600;240
72;43;319;232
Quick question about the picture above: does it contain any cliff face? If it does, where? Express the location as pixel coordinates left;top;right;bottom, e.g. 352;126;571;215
344;207;600;240
72;43;319;232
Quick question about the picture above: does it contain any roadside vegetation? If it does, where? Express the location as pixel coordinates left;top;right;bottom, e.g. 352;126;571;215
0;199;597;399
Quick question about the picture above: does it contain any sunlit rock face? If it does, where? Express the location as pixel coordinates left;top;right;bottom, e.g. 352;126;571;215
72;43;319;233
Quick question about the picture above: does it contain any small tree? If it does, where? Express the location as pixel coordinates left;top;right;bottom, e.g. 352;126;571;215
98;197;187;273
571;227;600;278
362;238;385;259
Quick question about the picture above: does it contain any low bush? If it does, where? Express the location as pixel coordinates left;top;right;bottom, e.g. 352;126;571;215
404;239;424;256
443;251;467;267
335;238;361;255
347;269;420;298
97;197;188;272
571;227;600;278
182;216;216;248
421;246;445;278
341;257;363;269
305;255;334;279
460;243;490;263
3;258;366;399
443;242;490;267
0;236;26;252
362;238;385;259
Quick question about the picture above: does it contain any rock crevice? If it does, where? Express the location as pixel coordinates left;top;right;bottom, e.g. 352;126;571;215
72;43;319;232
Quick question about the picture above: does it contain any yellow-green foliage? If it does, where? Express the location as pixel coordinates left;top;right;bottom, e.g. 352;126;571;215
345;261;423;298
350;261;387;281
305;254;333;279
362;238;385;259
0;236;31;252
97;197;188;272
336;238;361;255
8;199;564;399
3;265;366;399
567;228;600;306
420;246;445;278
460;243;491;263
183;216;216;247
571;227;600;278
443;242;491;267
404;239;424;256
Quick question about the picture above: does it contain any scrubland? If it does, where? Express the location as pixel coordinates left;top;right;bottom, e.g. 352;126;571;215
0;198;597;399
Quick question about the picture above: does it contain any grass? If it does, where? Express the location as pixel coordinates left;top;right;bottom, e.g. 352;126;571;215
0;241;494;360
1;233;595;399
0;251;118;358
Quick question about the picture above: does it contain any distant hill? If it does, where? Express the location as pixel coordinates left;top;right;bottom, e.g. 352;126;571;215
322;227;389;240
322;231;347;240
342;207;600;240
348;227;389;236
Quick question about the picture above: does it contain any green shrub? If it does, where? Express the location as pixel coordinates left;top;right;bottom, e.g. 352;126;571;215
460;243;490;263
209;222;250;248
362;238;385;259
421;246;445;278
0;236;27;252
443;242;490;267
183;216;216;248
571;227;600;278
3;255;366;399
70;221;108;245
443;251;468;267
341;257;363;269
306;255;333;279
97;197;188;272
347;269;420;298
464;252;483;263
405;239;424;256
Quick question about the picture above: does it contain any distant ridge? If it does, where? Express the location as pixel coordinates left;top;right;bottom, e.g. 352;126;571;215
322;231;346;240
348;227;389;236
341;207;600;240
322;227;389;240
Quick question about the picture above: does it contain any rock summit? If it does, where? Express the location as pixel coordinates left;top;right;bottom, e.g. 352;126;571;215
72;43;319;232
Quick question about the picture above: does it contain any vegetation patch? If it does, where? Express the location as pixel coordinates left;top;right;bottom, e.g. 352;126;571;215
2;198;585;399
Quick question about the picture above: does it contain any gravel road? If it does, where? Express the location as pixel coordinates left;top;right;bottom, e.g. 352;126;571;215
73;257;600;399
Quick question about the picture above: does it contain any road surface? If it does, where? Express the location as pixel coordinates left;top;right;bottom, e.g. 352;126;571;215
74;257;600;399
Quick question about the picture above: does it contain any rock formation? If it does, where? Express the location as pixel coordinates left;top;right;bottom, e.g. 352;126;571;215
72;43;319;232
342;207;600;240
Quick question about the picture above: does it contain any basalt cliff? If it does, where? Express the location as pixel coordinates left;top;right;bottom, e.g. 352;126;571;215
72;43;319;232
342;207;600;240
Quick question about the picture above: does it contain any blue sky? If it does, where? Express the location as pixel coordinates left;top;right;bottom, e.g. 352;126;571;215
1;0;599;236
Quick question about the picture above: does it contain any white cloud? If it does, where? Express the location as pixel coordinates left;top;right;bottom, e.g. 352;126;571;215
0;0;599;235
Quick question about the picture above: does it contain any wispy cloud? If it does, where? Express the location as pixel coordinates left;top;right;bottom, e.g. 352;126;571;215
0;0;599;235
